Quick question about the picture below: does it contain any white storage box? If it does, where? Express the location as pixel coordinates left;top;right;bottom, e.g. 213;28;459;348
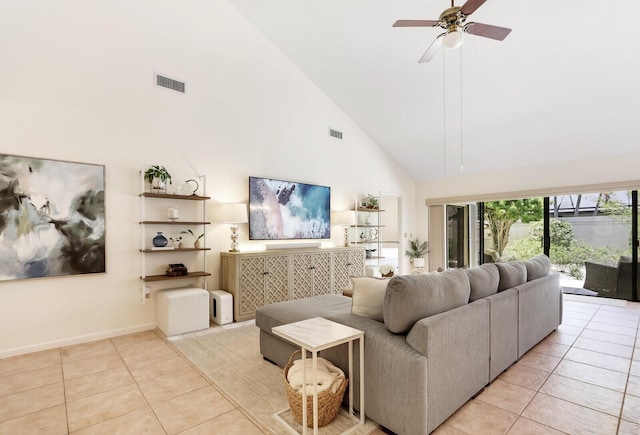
209;290;233;325
156;287;209;336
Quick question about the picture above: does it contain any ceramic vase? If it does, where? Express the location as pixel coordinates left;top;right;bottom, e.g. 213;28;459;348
152;232;168;247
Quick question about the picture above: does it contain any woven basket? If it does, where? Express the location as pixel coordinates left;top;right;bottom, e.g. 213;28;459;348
284;350;348;428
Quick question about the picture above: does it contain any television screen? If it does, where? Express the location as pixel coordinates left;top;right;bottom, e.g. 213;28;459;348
249;176;331;240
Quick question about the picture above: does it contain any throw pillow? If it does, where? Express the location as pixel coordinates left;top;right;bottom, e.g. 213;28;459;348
495;261;527;291
350;276;390;322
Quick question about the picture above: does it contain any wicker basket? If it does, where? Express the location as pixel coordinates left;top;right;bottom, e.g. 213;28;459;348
284;350;348;428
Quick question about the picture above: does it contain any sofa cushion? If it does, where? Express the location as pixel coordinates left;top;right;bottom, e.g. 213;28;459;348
465;263;499;302
255;294;352;333
383;269;471;334
496;261;527;291
350;276;390;322
523;254;551;281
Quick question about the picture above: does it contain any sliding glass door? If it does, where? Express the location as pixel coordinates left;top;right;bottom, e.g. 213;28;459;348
550;191;637;300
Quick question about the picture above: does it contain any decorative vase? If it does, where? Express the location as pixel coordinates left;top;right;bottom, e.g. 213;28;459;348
177;241;183;249
151;177;166;193
412;258;425;268
152;232;168;247
194;239;201;249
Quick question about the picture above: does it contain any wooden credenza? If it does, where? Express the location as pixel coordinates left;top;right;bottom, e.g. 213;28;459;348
220;247;365;321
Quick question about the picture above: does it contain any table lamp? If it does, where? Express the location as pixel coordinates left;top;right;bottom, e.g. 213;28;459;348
333;210;355;247
214;203;248;252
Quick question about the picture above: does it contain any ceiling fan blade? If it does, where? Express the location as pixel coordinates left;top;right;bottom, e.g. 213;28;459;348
419;34;444;63
393;20;439;27
465;22;512;40
460;0;487;16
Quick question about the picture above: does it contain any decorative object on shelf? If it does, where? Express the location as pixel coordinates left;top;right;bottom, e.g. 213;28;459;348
167;206;179;220
143;165;172;193
333;210;355;247
181;229;204;248
152;232;169;247
368;228;379;241
365;248;377;259
169;236;183;249
405;238;429;268
0;153;105;281
178;178;199;196
366;194;379;209
166;263;188;277
379;264;395;277
214;202;248;252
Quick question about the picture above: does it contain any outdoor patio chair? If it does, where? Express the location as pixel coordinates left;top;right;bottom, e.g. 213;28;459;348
583;257;639;300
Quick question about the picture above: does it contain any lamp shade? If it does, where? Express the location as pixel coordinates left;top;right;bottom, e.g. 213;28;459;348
214;202;248;224
333;210;355;226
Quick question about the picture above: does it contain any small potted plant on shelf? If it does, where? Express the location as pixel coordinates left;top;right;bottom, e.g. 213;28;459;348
144;165;172;193
366;194;379;209
181;229;204;248
405;238;429;268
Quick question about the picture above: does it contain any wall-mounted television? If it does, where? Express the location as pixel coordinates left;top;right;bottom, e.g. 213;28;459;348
249;176;331;240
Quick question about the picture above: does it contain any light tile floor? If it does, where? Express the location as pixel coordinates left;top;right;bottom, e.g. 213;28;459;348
2;296;640;434
0;329;267;434
433;296;640;435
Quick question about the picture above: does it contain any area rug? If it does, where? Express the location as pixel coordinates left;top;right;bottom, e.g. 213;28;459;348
167;321;379;435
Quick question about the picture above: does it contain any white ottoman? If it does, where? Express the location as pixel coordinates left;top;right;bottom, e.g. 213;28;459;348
156;287;209;337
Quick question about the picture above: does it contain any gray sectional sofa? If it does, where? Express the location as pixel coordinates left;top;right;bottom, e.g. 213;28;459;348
256;254;562;435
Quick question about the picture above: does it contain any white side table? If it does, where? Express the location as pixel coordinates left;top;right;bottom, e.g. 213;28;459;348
272;317;365;435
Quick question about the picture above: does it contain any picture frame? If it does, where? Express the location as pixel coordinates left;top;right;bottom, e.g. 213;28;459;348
0;154;105;281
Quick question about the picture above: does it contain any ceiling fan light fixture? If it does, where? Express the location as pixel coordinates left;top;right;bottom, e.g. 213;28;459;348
443;28;463;49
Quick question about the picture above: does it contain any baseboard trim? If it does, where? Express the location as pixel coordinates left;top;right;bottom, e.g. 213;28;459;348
0;322;157;358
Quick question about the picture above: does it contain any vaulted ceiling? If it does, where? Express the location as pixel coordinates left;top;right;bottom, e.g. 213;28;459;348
230;0;640;183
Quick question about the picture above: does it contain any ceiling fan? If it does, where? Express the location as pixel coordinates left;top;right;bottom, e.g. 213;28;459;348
393;0;511;63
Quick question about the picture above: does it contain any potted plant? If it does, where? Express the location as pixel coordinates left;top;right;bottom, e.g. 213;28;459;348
144;165;172;193
405;238;429;268
366;194;379;209
181;229;204;248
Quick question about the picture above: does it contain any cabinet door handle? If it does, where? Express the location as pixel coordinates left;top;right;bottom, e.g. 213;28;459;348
309;266;316;270
263;271;270;275
346;262;353;266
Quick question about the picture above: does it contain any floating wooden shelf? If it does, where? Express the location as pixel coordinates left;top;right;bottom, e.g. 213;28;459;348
140;220;210;225
140;193;210;200
355;207;385;212
141;271;211;282
141;248;211;253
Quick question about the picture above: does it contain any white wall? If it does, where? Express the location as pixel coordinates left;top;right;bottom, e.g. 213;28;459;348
0;0;415;357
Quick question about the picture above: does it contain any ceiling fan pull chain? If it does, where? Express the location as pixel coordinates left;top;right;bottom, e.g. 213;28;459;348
460;45;464;171
443;54;447;174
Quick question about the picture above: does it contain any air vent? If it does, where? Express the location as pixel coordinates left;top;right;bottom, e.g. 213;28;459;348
329;128;343;139
155;74;185;93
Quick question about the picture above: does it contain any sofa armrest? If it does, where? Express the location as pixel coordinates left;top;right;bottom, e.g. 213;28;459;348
406;299;490;431
324;313;429;435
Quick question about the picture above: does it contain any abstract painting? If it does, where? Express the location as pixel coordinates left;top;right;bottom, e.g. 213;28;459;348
0;154;105;281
